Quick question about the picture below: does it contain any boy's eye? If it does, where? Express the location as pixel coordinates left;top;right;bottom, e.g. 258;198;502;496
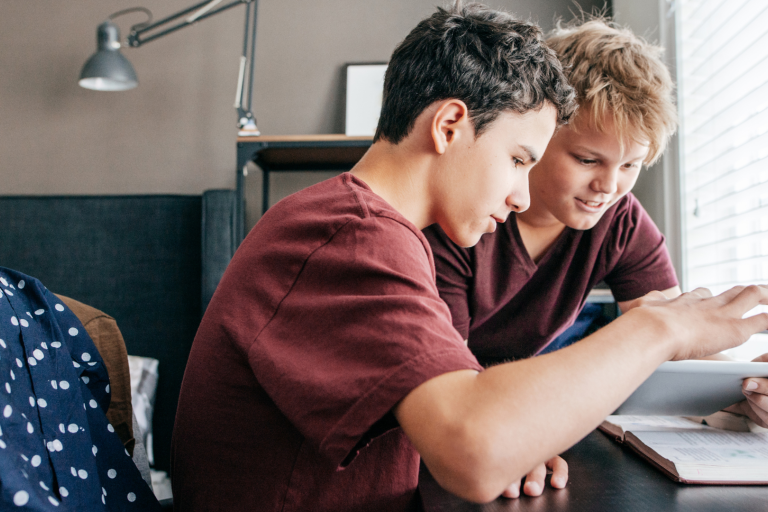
579;158;596;165
513;157;524;167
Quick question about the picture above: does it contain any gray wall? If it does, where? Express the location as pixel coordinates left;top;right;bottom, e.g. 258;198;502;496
0;0;606;222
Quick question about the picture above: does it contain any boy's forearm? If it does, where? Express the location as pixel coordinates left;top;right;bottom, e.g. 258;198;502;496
397;307;674;502
470;308;672;480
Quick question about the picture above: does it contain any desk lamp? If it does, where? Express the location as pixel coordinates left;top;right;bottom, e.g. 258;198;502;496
79;0;261;136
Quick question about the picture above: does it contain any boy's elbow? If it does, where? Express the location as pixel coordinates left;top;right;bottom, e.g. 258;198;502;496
451;476;506;504
423;421;518;504
397;370;530;502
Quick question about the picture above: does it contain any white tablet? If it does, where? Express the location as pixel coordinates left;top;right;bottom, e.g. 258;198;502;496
614;360;768;416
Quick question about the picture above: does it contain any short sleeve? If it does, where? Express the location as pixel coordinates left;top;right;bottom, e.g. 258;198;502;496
247;217;481;466
603;195;679;302
422;224;474;339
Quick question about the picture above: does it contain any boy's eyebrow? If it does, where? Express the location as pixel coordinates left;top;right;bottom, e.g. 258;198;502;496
572;145;647;162
571;145;605;158
520;145;539;163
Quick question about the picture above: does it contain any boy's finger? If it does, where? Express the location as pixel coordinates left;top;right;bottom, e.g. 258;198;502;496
743;377;768;396
738;313;768;339
546;456;569;489
743;396;768;429
522;463;547;497
725;285;768;315
500;479;521;499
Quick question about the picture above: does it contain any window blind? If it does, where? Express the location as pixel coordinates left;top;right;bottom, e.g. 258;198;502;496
678;0;768;297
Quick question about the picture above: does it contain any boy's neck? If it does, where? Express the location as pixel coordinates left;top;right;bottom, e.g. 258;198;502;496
516;201;564;229
516;207;566;263
351;139;435;230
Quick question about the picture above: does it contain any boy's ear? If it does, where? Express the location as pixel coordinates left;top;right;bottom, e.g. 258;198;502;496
431;99;470;155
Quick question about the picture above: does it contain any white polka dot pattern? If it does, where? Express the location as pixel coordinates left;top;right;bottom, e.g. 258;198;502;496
0;268;159;510
13;490;29;506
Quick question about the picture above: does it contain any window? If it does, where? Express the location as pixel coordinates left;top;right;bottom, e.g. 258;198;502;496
677;0;768;359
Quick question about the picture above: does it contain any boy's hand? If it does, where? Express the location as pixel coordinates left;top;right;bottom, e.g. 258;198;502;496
500;455;568;498
724;353;768;428
629;285;768;362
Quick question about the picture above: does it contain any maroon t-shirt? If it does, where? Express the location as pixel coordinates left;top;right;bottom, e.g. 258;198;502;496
172;173;482;512
423;193;678;365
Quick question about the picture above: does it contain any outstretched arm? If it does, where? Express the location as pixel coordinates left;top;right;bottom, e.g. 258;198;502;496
394;286;768;503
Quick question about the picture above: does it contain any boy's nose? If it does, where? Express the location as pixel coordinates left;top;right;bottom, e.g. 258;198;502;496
506;188;530;213
592;168;619;195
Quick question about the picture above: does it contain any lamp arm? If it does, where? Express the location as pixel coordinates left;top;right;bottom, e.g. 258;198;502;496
235;0;258;131
245;1;258;117
127;0;249;47
115;0;260;135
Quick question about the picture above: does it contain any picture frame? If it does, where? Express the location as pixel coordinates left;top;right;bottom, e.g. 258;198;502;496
344;62;388;136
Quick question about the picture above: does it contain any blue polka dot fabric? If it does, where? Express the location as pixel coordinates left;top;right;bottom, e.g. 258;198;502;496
0;267;161;511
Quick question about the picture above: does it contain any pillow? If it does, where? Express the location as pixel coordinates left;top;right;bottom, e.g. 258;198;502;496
127;355;159;465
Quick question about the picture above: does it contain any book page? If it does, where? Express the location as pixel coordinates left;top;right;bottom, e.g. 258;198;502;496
604;415;712;433
632;430;768;465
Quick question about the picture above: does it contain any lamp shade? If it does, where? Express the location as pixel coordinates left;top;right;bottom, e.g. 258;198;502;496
79;21;138;91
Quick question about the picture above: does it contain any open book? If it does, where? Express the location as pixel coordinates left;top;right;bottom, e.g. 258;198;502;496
600;414;768;484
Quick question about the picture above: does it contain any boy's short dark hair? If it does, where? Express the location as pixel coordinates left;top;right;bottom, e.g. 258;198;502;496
374;2;577;144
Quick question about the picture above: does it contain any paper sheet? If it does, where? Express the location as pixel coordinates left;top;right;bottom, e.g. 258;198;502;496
633;430;768;465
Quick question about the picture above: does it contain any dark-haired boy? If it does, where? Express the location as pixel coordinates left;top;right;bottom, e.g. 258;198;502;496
171;4;768;511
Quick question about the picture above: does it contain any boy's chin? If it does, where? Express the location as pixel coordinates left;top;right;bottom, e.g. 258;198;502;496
443;227;483;249
455;230;486;248
566;215;603;231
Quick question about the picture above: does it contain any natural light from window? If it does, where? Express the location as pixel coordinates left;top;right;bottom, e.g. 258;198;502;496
677;0;768;360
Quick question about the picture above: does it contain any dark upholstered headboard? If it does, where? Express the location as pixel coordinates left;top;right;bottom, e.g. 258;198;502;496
0;191;237;474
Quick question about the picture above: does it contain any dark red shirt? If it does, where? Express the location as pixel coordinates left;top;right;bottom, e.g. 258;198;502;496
423;193;678;365
172;173;482;512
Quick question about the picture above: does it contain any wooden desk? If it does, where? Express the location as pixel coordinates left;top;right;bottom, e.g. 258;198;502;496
235;135;373;240
419;430;768;512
